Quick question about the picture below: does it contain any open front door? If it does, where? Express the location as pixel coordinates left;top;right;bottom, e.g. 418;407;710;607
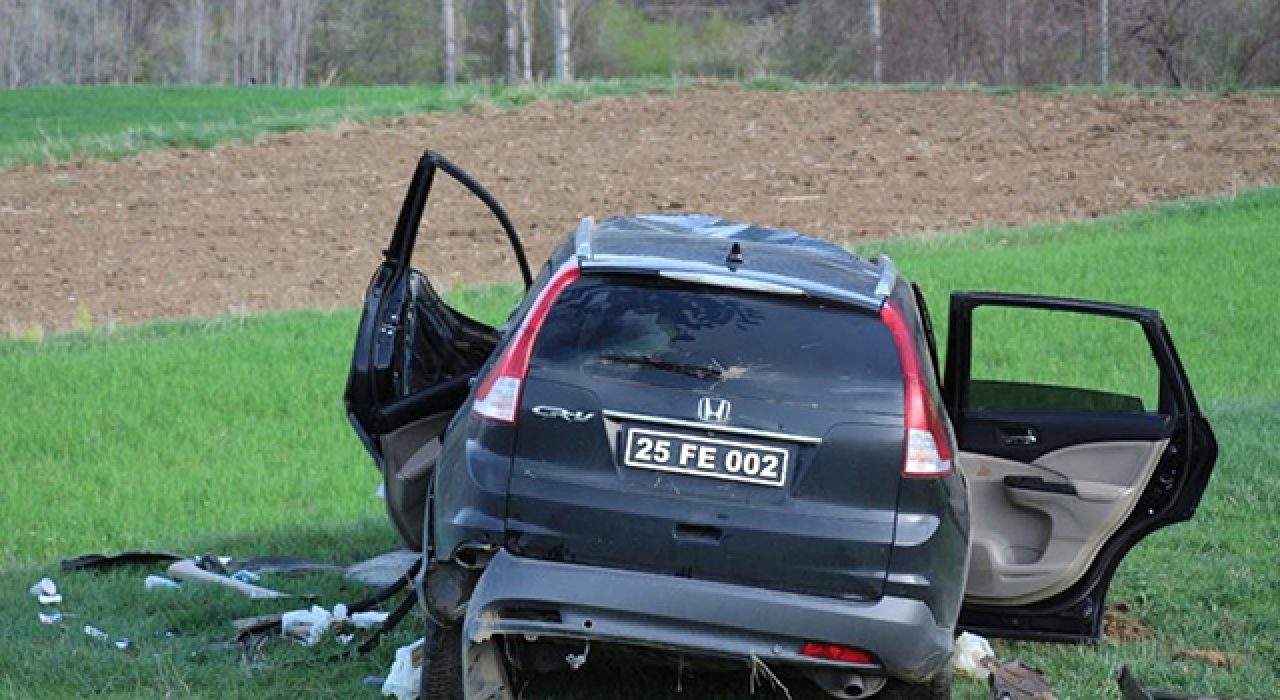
946;293;1217;642
345;151;533;550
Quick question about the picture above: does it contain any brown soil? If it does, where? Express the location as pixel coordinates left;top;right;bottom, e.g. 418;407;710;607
1104;601;1155;643
2;88;1278;330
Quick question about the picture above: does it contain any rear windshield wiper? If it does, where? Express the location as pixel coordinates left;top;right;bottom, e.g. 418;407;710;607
599;353;724;380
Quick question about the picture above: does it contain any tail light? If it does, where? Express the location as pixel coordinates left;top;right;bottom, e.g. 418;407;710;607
881;301;954;478
799;642;876;665
472;262;581;423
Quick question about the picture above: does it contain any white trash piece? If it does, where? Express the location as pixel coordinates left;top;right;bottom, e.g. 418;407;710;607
29;577;62;605
281;605;335;647
83;625;110;642
351;611;390;629
144;575;183;591
381;638;425;700
952;631;996;680
38;611;62;625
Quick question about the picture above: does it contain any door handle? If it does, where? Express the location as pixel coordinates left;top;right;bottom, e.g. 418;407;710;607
1000;426;1038;446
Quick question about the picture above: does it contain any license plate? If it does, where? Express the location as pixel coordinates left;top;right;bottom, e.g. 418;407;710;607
622;427;791;488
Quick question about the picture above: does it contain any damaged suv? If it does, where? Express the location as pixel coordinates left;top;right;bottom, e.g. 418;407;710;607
345;153;1218;700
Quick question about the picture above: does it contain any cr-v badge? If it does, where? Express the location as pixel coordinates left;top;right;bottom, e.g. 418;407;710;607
697;397;731;424
531;405;596;423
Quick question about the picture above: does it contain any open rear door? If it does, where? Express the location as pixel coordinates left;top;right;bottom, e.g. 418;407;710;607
345;151;533;550
945;292;1217;642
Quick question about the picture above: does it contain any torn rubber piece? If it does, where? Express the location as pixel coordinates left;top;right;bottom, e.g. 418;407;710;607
1117;666;1272;700
987;659;1058;700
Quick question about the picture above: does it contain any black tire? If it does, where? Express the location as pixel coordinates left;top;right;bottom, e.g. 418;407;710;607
421;618;464;700
878;672;951;700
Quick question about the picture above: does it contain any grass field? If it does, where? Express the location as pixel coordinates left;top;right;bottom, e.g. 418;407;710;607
2;189;1279;698
0;80;687;168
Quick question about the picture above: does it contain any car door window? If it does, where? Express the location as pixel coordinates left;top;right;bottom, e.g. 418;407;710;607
967;306;1163;414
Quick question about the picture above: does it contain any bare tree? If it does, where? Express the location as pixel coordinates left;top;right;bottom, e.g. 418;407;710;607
553;0;572;80
443;0;457;85
1122;0;1205;88
186;0;207;84
868;0;882;83
519;0;533;83
504;0;519;83
1099;0;1109;83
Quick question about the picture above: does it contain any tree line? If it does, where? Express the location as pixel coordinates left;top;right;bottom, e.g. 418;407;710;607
4;0;1280;90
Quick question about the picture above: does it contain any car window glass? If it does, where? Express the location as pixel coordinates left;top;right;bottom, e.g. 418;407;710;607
532;276;903;409
969;306;1160;413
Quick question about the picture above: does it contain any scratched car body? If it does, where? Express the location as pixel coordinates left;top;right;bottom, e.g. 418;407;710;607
345;153;1218;700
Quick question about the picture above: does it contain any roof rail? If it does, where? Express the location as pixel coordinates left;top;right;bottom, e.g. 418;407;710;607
873;254;897;298
573;217;596;260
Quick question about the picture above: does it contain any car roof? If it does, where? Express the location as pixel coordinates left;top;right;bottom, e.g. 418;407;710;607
572;214;894;311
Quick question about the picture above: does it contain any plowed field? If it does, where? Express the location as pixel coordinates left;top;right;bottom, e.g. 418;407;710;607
3;87;1278;330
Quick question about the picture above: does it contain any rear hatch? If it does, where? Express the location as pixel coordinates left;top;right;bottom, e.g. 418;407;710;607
504;274;906;600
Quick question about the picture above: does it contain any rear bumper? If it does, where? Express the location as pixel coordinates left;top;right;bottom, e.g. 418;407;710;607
464;550;954;683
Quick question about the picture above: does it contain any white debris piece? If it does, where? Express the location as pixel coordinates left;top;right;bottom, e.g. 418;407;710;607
381;638;425;700
29;577;62;605
38;611;62;625
952;631;996;680
144;575;183;591
566;641;590;671
83;625;110;642
281;605;335;647
351;611;390;628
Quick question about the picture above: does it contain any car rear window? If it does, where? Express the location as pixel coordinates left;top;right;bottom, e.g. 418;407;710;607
530;276;902;409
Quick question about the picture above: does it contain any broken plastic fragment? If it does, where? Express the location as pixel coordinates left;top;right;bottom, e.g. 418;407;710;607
337;633;355;646
281;605;335;646
952;631;995;680
166;559;295;599
381;638;424;700
230;569;261;584
84;625;110;642
565;641;590;671
351;611;390;629
38;611;62;625
144;575;183;591
29;577;62;605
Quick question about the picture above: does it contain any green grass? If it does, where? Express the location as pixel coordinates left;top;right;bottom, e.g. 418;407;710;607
0;80;690;168
2;190;1279;698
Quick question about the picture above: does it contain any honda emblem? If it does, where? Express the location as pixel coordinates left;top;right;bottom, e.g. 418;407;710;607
697;397;731;424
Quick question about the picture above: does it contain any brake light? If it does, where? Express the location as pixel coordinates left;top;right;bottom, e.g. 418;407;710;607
799;642;876;665
472;262;581;423
881;301;954;478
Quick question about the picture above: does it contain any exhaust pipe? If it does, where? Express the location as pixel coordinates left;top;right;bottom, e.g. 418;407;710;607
805;669;887;699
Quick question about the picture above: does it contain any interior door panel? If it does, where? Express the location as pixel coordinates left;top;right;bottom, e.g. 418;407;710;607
946;292;1218;642
960;439;1167;605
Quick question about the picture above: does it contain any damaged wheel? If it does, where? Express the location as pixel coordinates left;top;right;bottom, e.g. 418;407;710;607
421;618;464;700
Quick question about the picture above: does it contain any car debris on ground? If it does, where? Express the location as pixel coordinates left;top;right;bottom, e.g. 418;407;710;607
28;577;62;605
1118;666;1273;700
953;631;997;679
166;559;300;600
380;638;425;700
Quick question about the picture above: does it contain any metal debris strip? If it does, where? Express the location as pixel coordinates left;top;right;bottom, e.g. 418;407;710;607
1117;666;1274;700
747;655;792;700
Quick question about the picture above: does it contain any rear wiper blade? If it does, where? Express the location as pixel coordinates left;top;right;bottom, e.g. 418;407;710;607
599;353;724;380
